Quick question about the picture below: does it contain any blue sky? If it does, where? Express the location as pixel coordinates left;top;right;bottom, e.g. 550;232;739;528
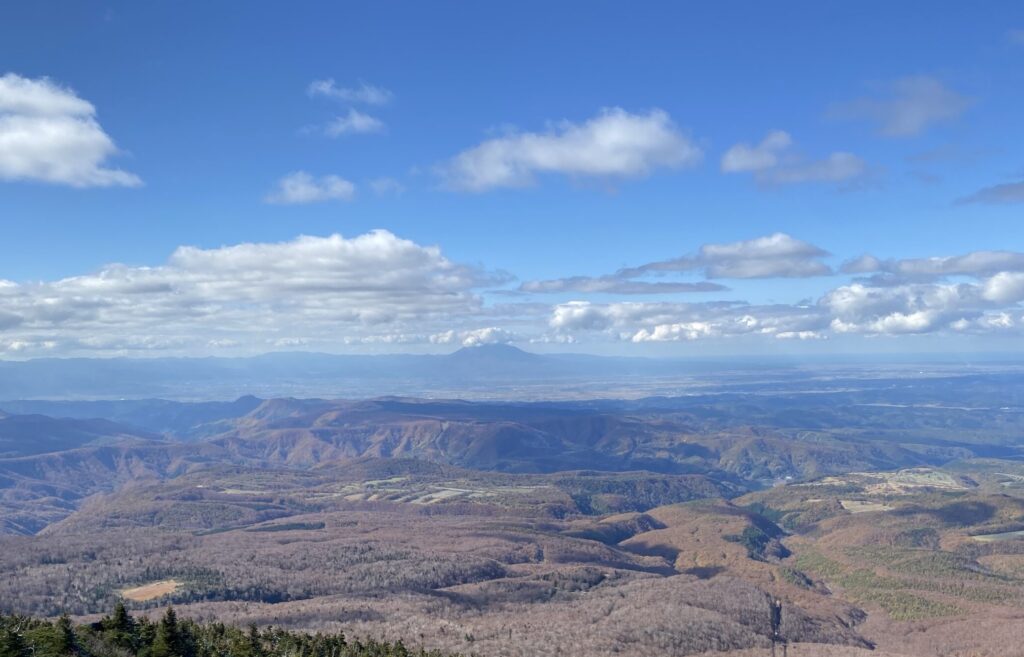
1;1;1024;357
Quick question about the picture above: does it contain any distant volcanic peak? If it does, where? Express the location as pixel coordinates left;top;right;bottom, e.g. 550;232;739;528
447;343;542;362
234;394;263;405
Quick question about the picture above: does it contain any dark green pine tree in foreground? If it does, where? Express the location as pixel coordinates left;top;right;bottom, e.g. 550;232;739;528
0;623;30;657
149;607;183;657
0;606;460;657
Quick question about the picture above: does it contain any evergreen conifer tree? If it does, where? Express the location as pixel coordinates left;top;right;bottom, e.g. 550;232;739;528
0;627;29;657
151;607;181;657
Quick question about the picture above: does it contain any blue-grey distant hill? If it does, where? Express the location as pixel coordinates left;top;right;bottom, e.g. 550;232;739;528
0;344;728;400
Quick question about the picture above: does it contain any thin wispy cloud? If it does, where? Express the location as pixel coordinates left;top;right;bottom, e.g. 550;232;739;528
842;250;1024;279
325;108;385;136
0;73;141;187
829;76;972;137
621;233;833;280
520;277;727;295
722;130;866;186
369;177;405;195
956;179;1024;205
307;79;393;105
265;171;356;204
520;233;831;300
721;130;792;173
438;108;702;191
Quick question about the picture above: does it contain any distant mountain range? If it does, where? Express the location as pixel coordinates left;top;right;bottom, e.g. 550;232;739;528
0;344;700;400
2;344;1021;401
4;369;1024;535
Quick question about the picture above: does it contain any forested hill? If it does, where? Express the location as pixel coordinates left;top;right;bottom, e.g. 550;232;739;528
0;605;456;657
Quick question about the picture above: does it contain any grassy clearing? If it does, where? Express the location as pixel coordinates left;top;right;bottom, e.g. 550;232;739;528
840;500;893;514
120;579;181;601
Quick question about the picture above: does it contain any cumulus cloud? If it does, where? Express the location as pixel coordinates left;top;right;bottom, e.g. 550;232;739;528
430;327;517;347
549;300;828;343
722;130;865;186
824;282;986;334
438;108;702;191
307;79;393;105
983;272;1024;304
546;279;1024;342
957;180;1024;205
545;263;1024;342
0;72;141;187
823;274;1024;335
325;108;385;136
0;231;510;356
265;171;356;204
5;227;1024;356
829;76;971;137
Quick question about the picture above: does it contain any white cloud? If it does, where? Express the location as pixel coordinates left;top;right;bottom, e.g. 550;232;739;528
720;130;792;172
1010;29;1024;45
775;330;826;340
983;272;1024;304
823;282;986;334
0;230;509;356
699;233;830;276
829;76;971;137
522;234;830;303
722;130;865;186
265;171;356;204
549;300;828;343
841;249;1024;281
0;73;141;187
438;108;702;191
307;79;393;105
841;255;885;274
546;267;1024;342
622;233;832;279
5;226;1024;356
430;327;517;347
325;108;385;136
631;321;724;342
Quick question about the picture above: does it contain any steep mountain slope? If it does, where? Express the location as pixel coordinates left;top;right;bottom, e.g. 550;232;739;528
198;397;968;479
0;392;1001;536
0;440;227;534
0;413;157;457
0;395;263;438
